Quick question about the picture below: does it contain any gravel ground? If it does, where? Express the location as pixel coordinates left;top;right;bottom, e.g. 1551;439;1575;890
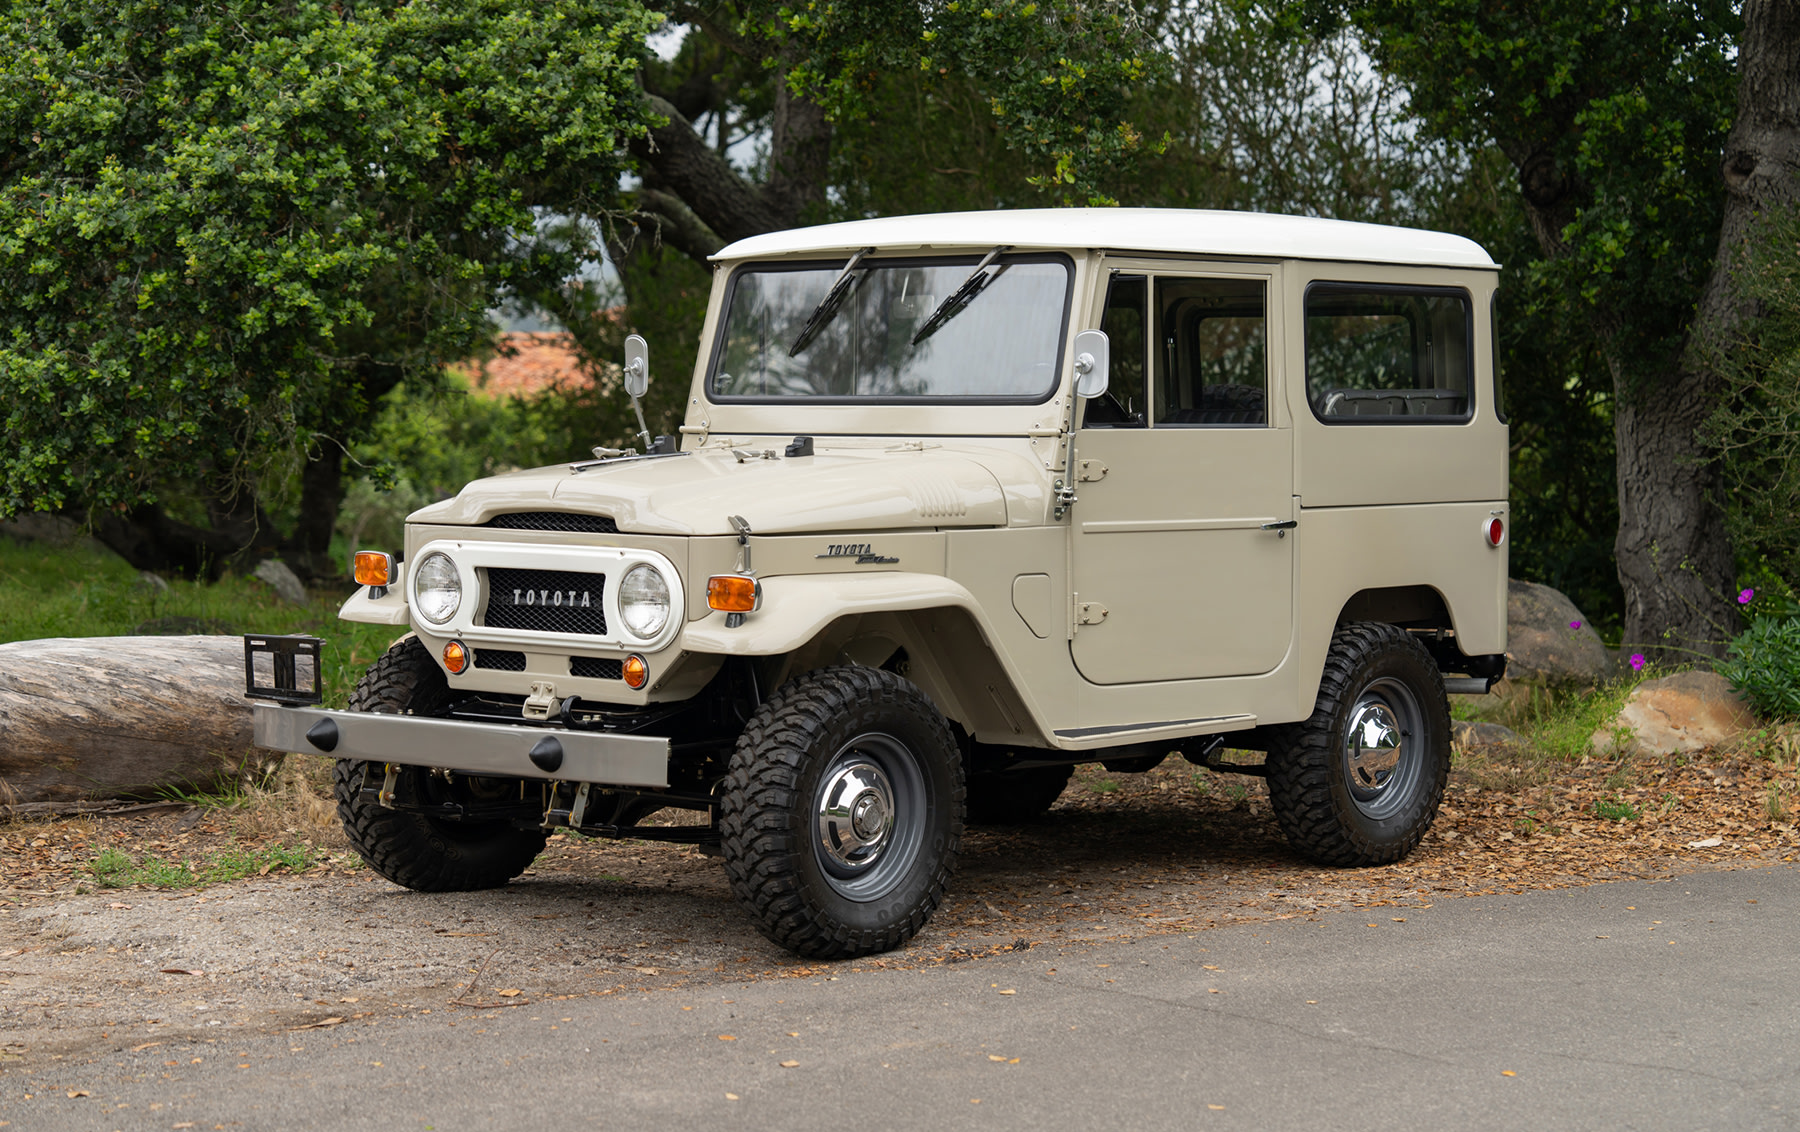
3;748;1796;1073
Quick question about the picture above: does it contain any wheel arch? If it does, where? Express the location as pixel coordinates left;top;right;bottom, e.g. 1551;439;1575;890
678;573;1050;748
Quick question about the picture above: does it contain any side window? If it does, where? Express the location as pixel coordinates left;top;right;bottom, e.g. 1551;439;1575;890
1306;284;1472;422
1085;273;1147;427
1490;289;1507;423
1153;277;1267;426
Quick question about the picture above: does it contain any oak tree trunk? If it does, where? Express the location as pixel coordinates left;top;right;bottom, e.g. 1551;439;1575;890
1619;0;1800;661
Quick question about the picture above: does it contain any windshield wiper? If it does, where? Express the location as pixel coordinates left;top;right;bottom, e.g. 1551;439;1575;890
909;245;1011;346
788;246;874;357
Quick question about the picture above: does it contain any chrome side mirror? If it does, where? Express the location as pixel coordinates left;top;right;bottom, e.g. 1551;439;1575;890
623;334;650;398
1073;329;1109;399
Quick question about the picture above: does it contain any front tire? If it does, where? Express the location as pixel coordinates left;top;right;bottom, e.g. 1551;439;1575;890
1265;622;1450;866
718;667;964;959
334;637;548;892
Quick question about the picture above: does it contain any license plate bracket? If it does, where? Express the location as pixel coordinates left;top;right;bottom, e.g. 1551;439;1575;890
242;634;324;705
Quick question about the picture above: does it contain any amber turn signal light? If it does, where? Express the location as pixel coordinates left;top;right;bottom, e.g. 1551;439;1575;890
354;550;393;587
443;640;468;675
622;654;649;689
707;574;760;613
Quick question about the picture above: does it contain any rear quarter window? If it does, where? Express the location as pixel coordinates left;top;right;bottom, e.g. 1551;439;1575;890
1305;284;1472;424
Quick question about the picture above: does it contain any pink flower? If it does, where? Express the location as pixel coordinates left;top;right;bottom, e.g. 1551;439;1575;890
1569;620;1582;630
1738;588;1755;604
1629;653;1646;671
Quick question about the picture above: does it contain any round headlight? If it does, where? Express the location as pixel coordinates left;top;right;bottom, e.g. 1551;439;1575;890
618;564;670;640
413;552;462;625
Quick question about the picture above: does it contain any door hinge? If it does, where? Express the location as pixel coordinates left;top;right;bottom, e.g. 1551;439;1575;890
1076;459;1108;483
1077;602;1109;626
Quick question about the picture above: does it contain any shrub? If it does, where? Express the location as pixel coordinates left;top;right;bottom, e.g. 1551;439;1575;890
1720;612;1800;721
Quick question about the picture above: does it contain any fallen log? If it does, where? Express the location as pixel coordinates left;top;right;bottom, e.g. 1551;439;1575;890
0;636;282;808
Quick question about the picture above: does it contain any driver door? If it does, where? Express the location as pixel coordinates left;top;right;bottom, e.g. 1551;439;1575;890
1068;263;1294;684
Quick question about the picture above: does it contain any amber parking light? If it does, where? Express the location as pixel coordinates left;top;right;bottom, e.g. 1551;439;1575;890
707;574;761;613
354;550;393;587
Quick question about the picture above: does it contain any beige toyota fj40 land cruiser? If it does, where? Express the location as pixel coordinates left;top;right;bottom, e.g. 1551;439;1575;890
246;208;1509;959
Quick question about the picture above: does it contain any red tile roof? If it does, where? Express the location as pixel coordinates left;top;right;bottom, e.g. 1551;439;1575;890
459;332;593;399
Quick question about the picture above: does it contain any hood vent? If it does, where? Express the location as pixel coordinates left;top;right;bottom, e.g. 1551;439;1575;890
484;512;619;534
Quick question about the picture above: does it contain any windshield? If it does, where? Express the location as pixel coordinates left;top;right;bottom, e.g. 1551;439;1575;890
708;254;1071;401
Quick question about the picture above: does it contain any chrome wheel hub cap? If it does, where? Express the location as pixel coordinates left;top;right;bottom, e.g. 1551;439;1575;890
817;761;895;871
1346;701;1403;794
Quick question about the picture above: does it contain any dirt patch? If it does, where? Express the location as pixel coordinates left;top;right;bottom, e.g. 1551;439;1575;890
3;748;1795;1066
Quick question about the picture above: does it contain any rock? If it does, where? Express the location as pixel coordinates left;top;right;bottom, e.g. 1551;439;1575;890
1452;720;1521;747
252;558;308;605
1591;669;1755;757
0;513;100;549
0;636;279;807
1504;578;1612;689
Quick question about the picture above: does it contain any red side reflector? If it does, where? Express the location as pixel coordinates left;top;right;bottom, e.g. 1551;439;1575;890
1484;517;1505;547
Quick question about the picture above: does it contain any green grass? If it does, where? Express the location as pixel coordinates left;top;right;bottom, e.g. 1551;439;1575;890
0;536;399;707
1593;797;1641;822
88;843;319;889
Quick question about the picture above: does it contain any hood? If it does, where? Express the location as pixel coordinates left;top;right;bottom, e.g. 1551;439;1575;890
408;446;1012;536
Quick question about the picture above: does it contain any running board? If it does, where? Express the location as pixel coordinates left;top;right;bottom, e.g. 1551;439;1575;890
1051;714;1256;751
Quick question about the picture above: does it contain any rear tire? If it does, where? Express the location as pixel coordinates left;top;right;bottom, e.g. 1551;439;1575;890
719;667;963;959
334;637;547;892
1265;622;1449;866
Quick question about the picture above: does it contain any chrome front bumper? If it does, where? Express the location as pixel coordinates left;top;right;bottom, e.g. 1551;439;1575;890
252;703;670;788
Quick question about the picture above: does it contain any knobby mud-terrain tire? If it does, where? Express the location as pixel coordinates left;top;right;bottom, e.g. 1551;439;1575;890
718;666;964;959
965;764;1071;825
334;637;548;892
1265;622;1450;866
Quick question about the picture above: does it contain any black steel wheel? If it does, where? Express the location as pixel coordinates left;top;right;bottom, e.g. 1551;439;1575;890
965;764;1071;825
718;667;964;959
1265;622;1450;865
334;637;547;892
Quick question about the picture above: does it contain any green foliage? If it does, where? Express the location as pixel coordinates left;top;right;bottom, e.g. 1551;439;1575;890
1593;797;1639;822
1720;610;1800;722
0;0;656;520
766;0;1165;205
1488;203;1624;632
339;372;596;554
1702;207;1800;584
0;535;394;707
1130;0;1470;224
1324;0;1739;388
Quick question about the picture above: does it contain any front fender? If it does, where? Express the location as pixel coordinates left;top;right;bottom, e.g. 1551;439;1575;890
678;572;981;656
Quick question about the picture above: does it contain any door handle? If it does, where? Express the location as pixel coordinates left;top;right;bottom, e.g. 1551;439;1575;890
1260;520;1297;531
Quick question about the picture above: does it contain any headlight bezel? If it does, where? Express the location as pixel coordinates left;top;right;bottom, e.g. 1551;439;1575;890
412;551;463;625
617;563;672;641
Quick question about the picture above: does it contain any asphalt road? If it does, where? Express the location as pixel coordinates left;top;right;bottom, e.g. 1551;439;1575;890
10;864;1797;1132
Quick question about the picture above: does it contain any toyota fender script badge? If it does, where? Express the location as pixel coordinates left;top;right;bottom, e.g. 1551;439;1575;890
816;543;899;565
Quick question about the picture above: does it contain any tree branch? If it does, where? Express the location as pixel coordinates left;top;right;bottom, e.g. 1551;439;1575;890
635;93;783;244
634;188;726;262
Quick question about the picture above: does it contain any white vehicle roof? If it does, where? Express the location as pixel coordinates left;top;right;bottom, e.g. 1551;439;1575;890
715;207;1497;270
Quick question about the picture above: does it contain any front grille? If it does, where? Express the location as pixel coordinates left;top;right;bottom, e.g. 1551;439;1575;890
484;512;619;534
570;656;624;680
482;568;607;635
473;648;526;672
